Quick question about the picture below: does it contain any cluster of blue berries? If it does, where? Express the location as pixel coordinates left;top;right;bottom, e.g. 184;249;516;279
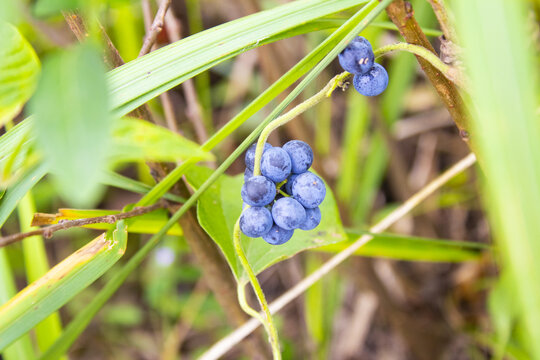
338;36;389;96
240;140;326;245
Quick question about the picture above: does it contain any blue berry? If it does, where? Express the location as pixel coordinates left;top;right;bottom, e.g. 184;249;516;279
284;174;299;195
241;176;276;206
244;167;253;181
261;147;292;182
239;207;273;238
263;224;294;245
291;171;326;208
282;140;313;174
353;63;388;96
338;36;374;74
299;207;321;231
271;197;306;230
245;142;272;171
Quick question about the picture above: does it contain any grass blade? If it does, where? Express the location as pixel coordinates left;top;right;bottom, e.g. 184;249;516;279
0;162;47;227
453;0;540;356
17;192;63;354
316;231;489;262
107;0;369;117
0;249;34;360
0;221;127;350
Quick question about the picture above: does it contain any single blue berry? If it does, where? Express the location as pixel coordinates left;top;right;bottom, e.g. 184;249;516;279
284;174;299;195
263;224;294;245
244;167;253;182
241;176;276;206
271;197;306;230
353;63;389;96
299;207;322;231
282;140;313;174
261;147;292;182
245;142;272;171
239;206;273;238
291;171;326;208
338;36;374;74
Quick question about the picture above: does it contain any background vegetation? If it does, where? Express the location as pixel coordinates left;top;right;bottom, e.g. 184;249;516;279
0;0;539;359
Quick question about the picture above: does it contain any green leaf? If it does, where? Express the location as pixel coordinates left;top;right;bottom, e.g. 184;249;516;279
99;170;185;203
0;249;34;360
488;272;519;360
33;0;83;17
0;162;47;228
107;0;369;117
185;166;346;283
29;43;112;207
109;117;214;163
0;23;40;127
316;230;489;262
17;191;64;355
453;0;540;357
0;117;34;184
0;220;127;351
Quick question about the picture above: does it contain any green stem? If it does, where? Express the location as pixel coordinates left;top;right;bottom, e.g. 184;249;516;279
239;71;353;359
253;71;351;176
233;221;281;359
278;190;289;197
374;42;463;87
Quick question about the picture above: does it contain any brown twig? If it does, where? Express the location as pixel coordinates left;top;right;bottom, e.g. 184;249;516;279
385;0;469;139
63;11;125;70
162;5;209;142
140;0;181;132
0;203;164;249
426;0;457;44
139;0;172;57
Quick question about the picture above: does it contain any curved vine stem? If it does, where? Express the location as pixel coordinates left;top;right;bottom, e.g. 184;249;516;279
374;42;465;88
233;221;281;359
252;71;351;176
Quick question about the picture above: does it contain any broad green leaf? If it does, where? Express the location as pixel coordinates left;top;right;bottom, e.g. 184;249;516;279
454;0;540;357
316;231;488;262
0;23;40;126
0;220;127;350
107;0;369;117
185;166;346;283
0;1;20;24
38;208;182;236
0;162;47;227
110;117;214;163
29;43;112;207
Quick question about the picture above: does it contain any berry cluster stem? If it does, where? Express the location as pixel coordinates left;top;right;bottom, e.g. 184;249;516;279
374;42;464;88
233;221;281;359
252;71;351;176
